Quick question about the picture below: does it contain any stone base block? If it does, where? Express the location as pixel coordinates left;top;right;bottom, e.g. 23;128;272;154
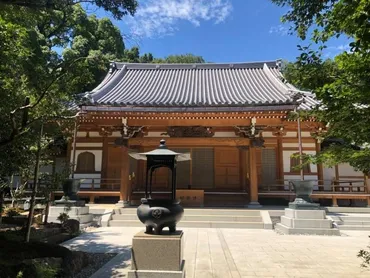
131;230;184;271
47;214;93;224
276;208;340;236
48;206;94;224
116;200;131;208
281;216;332;229
275;223;341;236
48;206;89;216
246;201;262;209
128;261;185;278
285;208;325;219
54;199;85;207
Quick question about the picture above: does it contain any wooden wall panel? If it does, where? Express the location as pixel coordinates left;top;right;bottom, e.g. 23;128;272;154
214;147;240;190
192;148;214;188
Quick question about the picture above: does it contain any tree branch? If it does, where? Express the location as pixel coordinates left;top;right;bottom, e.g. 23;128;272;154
3;56;87;146
0;111;84;147
11;56;88;115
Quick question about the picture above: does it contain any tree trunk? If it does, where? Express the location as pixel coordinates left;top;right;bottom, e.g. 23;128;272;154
43;192;51;225
25;123;43;242
10;175;15;207
0;191;4;225
44;157;56;225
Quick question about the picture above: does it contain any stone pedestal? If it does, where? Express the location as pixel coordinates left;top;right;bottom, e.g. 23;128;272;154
128;231;185;278
247;201;262;208
275;208;340;236
47;204;94;227
116;200;130;208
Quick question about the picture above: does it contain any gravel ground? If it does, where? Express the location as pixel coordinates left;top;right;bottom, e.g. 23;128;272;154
74;253;117;278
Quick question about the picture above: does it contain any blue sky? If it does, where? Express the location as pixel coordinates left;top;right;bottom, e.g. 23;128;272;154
88;0;351;63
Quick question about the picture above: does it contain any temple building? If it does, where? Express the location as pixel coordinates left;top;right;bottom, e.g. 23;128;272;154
63;60;367;207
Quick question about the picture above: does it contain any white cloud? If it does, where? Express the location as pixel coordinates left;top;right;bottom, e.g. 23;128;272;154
324;43;352;58
329;44;351;52
269;25;290;36
127;0;233;38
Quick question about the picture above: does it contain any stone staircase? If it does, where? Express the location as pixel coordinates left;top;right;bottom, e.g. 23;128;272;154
109;208;272;229
330;214;370;231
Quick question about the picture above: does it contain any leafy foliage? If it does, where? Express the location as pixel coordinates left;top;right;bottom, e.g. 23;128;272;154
0;0;138;20
57;212;69;224
358;239;370;268
0;0;205;183
154;54;206;64
273;0;370;174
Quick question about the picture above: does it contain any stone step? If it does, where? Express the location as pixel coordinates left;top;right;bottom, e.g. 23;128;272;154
338;216;370;222
117;208;261;216
108;220;264;229
338;220;370;226
111;214;262;222
337;225;370;231
275;223;341;236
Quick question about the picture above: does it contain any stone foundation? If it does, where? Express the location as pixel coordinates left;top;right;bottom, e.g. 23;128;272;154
47;204;94;226
128;230;185;278
275;208;340;236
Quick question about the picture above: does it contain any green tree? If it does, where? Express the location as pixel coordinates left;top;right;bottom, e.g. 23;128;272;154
272;0;370;175
154;54;206;63
0;0;138;20
0;1;136;238
0;1;136;147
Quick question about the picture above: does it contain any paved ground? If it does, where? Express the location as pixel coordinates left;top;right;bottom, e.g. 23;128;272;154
63;227;370;278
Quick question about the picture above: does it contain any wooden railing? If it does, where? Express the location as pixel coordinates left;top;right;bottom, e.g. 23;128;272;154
259;179;370;206
25;178;121;192
259;179;367;193
79;178;121;191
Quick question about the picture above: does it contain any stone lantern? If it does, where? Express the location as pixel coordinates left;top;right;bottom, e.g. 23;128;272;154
129;139;191;234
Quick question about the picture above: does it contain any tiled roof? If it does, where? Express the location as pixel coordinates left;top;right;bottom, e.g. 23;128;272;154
84;60;317;111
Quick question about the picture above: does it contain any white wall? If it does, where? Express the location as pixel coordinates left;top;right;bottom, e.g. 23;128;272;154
285;132;297;137
338;163;363;177
283;150;317;173
282;143;316;148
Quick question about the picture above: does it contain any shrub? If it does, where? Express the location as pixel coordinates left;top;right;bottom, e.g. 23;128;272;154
4;207;22;217
57;212;69;224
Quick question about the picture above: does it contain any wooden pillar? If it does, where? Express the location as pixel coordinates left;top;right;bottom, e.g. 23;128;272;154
101;136;109;179
276;137;284;183
334;164;339;182
332;196;338;207
240;148;247;192
364;175;369;193
248;146;261;208
119;146;129;203
316;141;324;189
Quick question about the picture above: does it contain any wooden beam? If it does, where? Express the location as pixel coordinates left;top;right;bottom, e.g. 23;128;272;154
80;117;286;127
128;137;250;147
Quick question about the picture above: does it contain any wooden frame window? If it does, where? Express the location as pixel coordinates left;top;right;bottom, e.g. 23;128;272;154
76;152;95;173
290;152;311;174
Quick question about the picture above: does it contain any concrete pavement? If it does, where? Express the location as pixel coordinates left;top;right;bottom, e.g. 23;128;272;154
63;227;370;278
